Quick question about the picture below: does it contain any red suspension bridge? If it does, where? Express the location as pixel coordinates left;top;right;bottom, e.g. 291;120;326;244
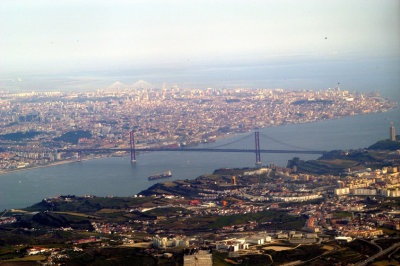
60;131;326;165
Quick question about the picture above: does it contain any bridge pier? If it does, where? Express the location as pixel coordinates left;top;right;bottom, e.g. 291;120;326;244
76;151;82;162
255;131;261;166
130;132;136;162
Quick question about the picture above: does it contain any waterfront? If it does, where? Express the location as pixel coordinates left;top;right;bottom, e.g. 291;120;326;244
0;107;399;210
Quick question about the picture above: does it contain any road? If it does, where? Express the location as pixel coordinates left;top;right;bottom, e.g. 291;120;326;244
354;241;400;266
58;147;326;155
359;238;382;253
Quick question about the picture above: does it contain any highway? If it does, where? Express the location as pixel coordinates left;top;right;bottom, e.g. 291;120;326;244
354;240;400;266
58;147;326;155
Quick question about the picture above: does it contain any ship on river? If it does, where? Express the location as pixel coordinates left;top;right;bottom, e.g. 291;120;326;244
148;170;172;180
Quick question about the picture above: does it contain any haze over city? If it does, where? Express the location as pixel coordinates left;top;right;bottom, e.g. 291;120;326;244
1;0;399;95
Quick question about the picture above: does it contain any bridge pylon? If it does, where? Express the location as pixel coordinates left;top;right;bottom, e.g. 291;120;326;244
130;131;136;162
255;131;261;166
76;151;82;162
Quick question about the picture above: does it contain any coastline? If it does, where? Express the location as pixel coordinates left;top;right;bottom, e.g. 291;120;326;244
0;106;399;210
202;105;399;146
0;106;398;178
0;155;109;176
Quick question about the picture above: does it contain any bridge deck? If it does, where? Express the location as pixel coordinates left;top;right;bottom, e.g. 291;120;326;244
58;148;325;155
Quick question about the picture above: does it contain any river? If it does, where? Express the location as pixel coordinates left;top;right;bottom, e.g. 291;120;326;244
0;107;399;210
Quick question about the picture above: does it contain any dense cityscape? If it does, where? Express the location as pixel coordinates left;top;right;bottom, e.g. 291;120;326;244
0;87;396;172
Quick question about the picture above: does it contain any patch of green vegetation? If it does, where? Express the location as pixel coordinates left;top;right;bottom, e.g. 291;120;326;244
24;196;154;213
7;254;46;262
288;141;399;175
378;198;400;209
29;212;93;230
185;211;306;230
0;230;35;246
95;211;130;223
141;182;199;198
213;168;249;176
375;238;400;249
287;157;354;175
52;211;97;218
332;212;352;218
0;131;43;141
0;246;27;261
212;251;229;266
319;159;358;167
53;130;92;144
66;247;165;265
161;182;177;187
329;248;364;264
371;259;400;266
347;239;380;256
379;227;400;236
96;208;124;214
369;140;400;150
321;239;380;264
143;207;192;217
288;152;377;175
265;244;325;264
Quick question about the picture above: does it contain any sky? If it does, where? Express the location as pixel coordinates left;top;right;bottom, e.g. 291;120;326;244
1;0;399;92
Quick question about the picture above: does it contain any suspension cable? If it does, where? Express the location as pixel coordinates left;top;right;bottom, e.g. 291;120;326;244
259;132;309;150
207;133;253;148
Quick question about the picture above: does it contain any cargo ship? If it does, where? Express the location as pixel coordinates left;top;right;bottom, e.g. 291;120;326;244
148;170;172;180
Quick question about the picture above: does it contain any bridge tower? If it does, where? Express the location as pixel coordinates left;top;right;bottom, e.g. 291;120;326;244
255;131;261;165
130;131;136;162
390;122;396;141
232;176;237;186
76;151;82;162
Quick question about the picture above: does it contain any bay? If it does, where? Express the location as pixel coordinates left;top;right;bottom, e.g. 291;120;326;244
0;107;399;210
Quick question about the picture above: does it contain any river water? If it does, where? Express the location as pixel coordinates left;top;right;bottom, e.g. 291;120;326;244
0;107;399;210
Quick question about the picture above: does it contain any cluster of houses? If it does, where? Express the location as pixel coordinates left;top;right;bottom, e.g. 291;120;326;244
0;216;16;225
152;235;190;249
335;167;400;197
152;230;327;253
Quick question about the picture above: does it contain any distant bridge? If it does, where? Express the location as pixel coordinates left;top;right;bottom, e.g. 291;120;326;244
59;131;326;165
59;147;325;155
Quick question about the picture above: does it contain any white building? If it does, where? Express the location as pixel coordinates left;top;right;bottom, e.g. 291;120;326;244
273;194;322;202
380;188;400;197
243;168;271;176
335;236;353;242
352;189;377;196
335;187;350;196
246;236;264;245
216;239;249;251
152;235;189;249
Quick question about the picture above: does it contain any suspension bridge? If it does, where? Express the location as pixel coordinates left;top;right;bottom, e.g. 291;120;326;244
60;131;326;165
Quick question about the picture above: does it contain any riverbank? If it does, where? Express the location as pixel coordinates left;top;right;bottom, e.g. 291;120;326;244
1;106;398;178
0;106;398;211
0;154;110;176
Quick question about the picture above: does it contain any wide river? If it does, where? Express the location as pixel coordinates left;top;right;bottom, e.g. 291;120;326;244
1;107;399;210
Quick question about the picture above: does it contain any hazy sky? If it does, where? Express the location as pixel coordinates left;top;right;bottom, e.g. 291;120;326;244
1;0;399;90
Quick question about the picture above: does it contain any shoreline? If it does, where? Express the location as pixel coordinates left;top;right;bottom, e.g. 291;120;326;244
0;106;398;177
0;107;398;210
0;155;110;176
201;105;399;145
